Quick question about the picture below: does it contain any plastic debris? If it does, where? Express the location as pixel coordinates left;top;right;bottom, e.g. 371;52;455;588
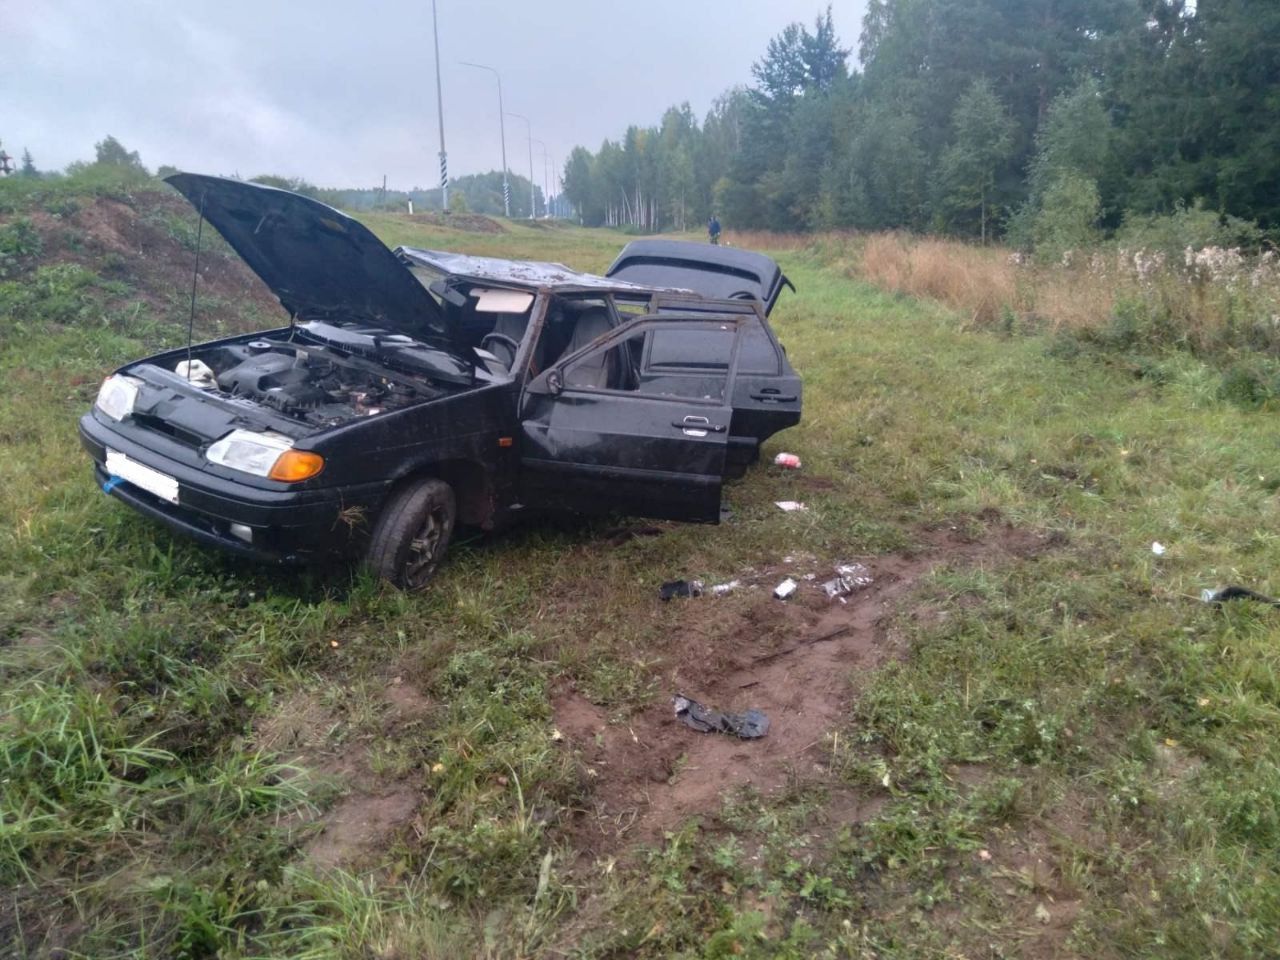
175;358;216;389
710;579;742;596
775;500;807;512
673;694;770;739
1151;541;1167;556
823;562;875;600
774;577;797;600
659;579;703;601
1201;585;1280;608
773;452;802;469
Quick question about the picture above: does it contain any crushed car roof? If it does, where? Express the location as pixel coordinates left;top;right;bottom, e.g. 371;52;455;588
398;247;691;294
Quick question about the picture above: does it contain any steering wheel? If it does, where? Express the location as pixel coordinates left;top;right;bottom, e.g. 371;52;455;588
729;290;756;300
479;333;521;367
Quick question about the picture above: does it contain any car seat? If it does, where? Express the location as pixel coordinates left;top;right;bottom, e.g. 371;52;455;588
561;307;617;389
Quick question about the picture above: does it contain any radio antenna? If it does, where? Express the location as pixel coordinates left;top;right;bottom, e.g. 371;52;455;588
185;192;207;381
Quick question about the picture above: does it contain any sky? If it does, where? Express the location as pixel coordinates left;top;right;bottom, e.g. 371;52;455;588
1;1;867;192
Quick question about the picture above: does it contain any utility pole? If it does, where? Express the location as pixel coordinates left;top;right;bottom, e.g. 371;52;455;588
533;139;549;219
507;112;534;219
459;61;510;218
431;0;448;212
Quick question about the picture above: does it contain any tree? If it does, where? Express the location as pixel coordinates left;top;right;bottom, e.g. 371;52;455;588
1030;171;1102;258
94;135;147;174
249;174;320;199
934;79;1016;242
19;149;37;177
752;5;849;100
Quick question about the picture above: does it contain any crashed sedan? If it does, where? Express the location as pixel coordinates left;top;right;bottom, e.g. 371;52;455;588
79;174;802;589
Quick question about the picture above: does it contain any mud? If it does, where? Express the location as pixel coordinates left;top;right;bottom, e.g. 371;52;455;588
555;523;1051;851
255;679;433;870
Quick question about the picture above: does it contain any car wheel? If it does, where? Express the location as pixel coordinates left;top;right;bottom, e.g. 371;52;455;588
365;478;456;591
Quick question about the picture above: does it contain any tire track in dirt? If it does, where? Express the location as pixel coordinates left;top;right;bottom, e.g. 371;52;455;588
555;523;1053;852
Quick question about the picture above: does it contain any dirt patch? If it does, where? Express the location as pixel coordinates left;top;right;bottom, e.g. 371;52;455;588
556;523;1053;852
306;785;421;870
398;211;506;234
255;680;433;870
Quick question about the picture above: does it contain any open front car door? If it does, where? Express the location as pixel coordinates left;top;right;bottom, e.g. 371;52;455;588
519;316;743;523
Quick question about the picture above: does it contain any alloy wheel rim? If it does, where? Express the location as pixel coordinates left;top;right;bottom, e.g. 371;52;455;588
404;509;445;588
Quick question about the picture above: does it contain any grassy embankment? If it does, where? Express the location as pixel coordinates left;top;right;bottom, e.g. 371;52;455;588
3;177;1280;957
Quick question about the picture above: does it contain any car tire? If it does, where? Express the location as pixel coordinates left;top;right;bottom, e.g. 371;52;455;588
365;477;456;591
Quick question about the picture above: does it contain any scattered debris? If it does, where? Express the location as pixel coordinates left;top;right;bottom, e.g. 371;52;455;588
1201;585;1280;608
775;500;807;512
660;579;704;601
822;562;875;600
710;580;742;596
1151;541;1167;556
673;694;770;739
773;578;798;600
773;452;802;469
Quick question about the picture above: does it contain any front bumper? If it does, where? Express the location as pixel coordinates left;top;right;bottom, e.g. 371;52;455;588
80;414;388;563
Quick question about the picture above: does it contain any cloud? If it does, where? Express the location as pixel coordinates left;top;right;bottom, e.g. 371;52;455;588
1;0;866;187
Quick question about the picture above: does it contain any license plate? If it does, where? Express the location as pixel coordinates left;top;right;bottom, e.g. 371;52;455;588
105;449;180;504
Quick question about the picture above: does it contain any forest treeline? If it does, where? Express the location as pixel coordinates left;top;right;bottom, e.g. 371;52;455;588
560;1;1280;249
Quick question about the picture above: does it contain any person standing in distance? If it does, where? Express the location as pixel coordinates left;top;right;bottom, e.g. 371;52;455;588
708;213;721;245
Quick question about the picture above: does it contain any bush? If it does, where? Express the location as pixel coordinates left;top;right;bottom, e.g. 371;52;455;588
1117;201;1265;258
1031;171;1102;261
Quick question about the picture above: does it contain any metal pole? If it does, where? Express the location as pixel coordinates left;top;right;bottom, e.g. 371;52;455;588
552;156;560;218
460;61;510;218
431;0;448;212
507;112;534;219
533;139;549;220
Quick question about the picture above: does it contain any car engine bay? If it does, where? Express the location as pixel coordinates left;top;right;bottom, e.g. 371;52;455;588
179;335;451;428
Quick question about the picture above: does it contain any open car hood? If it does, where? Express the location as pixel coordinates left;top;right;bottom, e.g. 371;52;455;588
605;239;794;315
165;174;447;343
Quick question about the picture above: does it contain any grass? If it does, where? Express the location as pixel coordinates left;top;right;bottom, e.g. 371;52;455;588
3;177;1280;956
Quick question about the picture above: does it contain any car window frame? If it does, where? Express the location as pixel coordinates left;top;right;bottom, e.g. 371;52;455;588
523;314;744;408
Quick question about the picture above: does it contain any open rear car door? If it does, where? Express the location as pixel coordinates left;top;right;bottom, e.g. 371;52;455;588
519;316;742;522
607;241;801;474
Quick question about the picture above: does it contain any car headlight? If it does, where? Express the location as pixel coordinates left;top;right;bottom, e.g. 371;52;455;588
95;374;143;421
205;430;324;482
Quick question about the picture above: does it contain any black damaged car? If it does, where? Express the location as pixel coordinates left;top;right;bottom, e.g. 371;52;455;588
79;175;802;589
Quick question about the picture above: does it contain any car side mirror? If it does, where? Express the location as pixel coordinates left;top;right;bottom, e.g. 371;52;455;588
547;370;563;395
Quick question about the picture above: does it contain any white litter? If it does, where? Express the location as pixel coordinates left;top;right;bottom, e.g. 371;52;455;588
773;578;798;600
775;501;807;512
710;580;742;596
1151;541;1167;556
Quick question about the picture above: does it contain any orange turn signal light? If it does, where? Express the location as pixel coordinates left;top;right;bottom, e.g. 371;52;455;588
268;450;325;482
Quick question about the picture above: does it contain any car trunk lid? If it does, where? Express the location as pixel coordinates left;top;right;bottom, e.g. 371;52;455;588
605;239;794;315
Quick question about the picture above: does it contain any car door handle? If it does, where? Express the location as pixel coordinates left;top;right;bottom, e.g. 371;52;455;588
673;416;726;435
749;391;797;402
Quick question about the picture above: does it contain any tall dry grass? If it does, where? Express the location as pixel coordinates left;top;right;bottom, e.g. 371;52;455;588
858;234;1019;327
806;231;1280;356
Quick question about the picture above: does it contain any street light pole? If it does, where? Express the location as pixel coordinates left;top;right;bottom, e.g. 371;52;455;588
506;112;534;219
459;60;510;218
533;139;549;220
431;0;448;212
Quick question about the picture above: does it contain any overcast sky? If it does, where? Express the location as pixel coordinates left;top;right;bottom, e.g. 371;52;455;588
1;1;867;192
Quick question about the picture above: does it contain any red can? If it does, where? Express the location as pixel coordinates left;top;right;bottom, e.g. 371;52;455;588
774;453;801;469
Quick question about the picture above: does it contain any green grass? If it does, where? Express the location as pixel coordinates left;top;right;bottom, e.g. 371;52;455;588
3;180;1280;956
